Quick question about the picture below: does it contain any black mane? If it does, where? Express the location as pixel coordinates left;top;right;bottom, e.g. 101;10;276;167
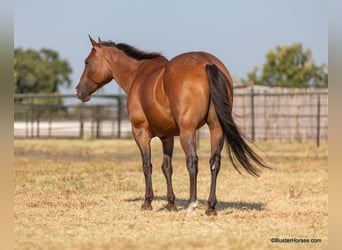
100;40;162;60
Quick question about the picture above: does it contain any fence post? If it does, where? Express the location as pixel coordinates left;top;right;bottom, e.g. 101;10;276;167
48;110;52;138
30;97;34;138
95;105;101;139
25;108;29;138
250;86;255;141
316;94;321;147
263;91;269;141
36;107;40;138
79;103;84;139
117;97;122;138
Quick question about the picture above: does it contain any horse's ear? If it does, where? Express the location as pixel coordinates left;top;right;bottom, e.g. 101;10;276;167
98;37;103;43
88;35;99;48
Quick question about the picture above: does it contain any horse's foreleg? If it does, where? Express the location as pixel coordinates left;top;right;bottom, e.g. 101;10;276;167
160;136;177;211
133;127;153;210
179;131;198;215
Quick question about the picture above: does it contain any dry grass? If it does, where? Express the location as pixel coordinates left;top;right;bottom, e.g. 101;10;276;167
14;139;328;249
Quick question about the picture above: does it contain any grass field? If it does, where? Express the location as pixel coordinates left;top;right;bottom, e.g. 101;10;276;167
14;139;328;249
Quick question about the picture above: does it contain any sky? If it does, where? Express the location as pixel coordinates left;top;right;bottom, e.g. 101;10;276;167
14;0;328;95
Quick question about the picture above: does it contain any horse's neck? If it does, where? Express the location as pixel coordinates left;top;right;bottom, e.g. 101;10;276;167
107;49;141;94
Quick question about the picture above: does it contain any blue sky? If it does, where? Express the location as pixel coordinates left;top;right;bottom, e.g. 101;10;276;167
14;0;328;94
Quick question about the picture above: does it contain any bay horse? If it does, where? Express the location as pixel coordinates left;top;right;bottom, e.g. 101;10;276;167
76;36;268;216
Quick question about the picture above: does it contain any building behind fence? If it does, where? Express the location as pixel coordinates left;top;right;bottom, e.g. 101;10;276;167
14;86;328;146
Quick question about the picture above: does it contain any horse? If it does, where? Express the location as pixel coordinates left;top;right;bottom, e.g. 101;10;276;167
76;36;268;216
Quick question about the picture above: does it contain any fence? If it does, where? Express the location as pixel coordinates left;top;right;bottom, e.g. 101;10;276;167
14;94;129;139
232;86;328;146
14;86;328;146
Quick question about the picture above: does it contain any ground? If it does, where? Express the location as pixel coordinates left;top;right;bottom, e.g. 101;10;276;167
14;139;328;249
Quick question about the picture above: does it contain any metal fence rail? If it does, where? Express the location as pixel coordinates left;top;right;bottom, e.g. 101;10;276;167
14;86;328;146
14;94;128;139
232;86;328;146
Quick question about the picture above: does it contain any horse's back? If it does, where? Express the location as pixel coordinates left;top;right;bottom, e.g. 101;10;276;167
164;51;232;98
167;51;232;81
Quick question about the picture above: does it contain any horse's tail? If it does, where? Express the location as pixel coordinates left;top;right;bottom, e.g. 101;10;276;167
205;64;269;177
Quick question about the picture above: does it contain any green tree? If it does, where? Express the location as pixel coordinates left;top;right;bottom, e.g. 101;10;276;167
246;43;328;88
14;48;73;119
14;48;72;94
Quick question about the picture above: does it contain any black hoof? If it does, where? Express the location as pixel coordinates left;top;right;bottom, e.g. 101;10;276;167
205;208;217;216
141;202;153;211
166;203;177;211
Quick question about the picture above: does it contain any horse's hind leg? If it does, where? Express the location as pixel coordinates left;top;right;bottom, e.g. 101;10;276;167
160;136;177;211
206;113;224;216
179;130;199;215
132;127;154;210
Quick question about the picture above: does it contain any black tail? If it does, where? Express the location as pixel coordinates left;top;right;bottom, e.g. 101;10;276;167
205;64;269;177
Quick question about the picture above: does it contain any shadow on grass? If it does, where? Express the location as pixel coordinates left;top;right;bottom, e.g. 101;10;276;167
125;196;266;212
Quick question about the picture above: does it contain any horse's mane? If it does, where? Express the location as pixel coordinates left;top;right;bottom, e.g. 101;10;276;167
100;40;162;60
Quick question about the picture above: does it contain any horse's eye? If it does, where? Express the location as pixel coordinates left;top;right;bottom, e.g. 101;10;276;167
85;60;89;65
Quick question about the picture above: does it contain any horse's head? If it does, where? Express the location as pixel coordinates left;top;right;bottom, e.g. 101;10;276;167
75;36;113;102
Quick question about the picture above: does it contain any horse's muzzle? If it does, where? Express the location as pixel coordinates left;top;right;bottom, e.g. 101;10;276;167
75;87;91;102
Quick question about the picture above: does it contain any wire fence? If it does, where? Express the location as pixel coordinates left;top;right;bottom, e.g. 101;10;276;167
232;85;328;146
14;86;328;146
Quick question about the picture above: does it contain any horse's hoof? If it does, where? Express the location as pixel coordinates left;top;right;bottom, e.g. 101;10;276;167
205;208;217;216
166;203;177;212
141;202;153;211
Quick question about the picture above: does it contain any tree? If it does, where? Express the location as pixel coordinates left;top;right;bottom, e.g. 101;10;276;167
14;48;72;94
246;43;328;88
14;48;73;119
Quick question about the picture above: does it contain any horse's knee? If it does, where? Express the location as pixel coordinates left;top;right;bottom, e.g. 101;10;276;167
161;157;172;175
142;163;152;176
186;155;198;175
